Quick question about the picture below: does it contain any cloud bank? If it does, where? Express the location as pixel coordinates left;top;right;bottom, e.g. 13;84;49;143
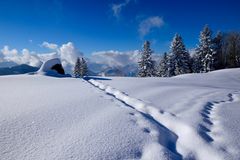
0;43;161;75
0;42;82;73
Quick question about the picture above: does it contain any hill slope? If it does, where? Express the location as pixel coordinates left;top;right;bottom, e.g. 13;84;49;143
0;68;239;160
96;68;240;160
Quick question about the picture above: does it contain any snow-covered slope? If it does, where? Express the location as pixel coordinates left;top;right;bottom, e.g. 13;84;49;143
0;68;239;160
0;75;152;160
94;68;240;160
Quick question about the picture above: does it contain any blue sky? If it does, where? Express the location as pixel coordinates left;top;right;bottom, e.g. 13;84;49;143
0;0;239;56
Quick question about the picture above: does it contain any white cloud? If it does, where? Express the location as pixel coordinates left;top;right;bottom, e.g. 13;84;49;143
138;16;165;37
1;46;18;56
59;42;82;66
59;42;83;71
2;48;42;67
112;0;132;18
41;41;58;50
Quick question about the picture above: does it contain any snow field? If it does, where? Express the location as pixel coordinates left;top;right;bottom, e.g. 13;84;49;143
88;79;223;160
0;68;240;160
0;75;153;160
93;68;240;160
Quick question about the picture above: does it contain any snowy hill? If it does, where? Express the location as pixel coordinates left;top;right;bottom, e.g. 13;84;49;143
0;68;240;160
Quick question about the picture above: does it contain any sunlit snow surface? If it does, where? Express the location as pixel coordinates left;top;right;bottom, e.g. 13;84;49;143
0;68;240;160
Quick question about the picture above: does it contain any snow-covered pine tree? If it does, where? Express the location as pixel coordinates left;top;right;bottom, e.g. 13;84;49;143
192;52;202;73
80;57;88;77
73;57;81;78
157;52;168;77
204;52;214;72
166;52;175;77
195;25;215;72
138;41;155;77
169;34;191;76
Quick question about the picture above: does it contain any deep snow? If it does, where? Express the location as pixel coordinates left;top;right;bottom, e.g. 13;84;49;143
38;58;62;73
95;68;240;160
0;75;152;159
0;68;240;160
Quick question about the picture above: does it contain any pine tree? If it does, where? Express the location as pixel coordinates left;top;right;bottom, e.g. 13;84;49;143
80;57;88;77
157;52;168;77
138;41;155;77
203;52;214;72
212;31;224;69
195;25;215;72
169;34;191;76
73;57;81;78
224;32;240;68
192;52;202;73
166;52;175;77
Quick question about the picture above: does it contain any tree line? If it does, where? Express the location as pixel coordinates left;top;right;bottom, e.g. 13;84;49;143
138;25;240;77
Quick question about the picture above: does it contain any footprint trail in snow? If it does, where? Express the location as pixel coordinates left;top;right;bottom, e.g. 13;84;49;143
87;78;224;160
199;91;240;158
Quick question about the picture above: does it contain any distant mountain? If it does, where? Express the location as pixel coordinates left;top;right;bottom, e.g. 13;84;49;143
0;61;18;68
0;63;137;77
0;64;39;76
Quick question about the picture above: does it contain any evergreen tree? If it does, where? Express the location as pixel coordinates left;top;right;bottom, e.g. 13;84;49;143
224;32;240;68
203;52;214;72
138;41;155;77
169;34;191;76
73;57;81;78
212;31;224;69
157;52;168;77
192;52;202;73
80;57;88;77
167;52;176;77
195;25;215;72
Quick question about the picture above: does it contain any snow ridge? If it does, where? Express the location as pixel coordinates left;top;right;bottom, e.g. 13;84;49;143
87;79;223;160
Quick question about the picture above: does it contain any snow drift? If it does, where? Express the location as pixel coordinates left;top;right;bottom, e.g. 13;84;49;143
37;58;69;77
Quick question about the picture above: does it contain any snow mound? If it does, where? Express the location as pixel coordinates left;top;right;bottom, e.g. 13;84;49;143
37;58;69;77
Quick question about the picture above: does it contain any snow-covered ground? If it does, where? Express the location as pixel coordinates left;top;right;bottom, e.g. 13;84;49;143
0;68;240;160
